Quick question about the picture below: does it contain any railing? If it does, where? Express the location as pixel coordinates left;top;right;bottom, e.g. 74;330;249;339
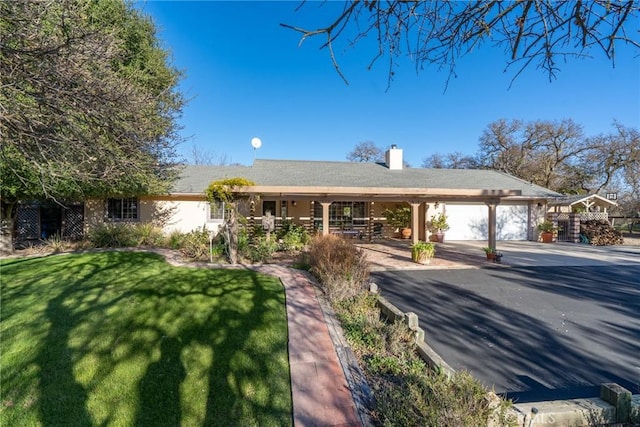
557;212;609;222
579;212;609;221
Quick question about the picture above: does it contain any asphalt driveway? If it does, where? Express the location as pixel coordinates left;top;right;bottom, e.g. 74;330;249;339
371;263;640;403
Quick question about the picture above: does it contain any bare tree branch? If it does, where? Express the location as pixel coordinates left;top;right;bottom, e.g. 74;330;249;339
283;1;639;86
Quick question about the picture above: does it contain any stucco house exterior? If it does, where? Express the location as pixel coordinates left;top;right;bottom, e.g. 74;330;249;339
77;146;561;248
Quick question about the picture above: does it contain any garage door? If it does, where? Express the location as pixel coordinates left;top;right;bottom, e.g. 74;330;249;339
443;203;529;241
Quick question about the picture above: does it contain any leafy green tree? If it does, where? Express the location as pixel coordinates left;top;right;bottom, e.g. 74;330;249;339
205;178;256;264
0;0;184;252
283;1;639;86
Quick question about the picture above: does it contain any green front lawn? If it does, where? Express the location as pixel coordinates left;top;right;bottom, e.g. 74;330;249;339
0;252;292;426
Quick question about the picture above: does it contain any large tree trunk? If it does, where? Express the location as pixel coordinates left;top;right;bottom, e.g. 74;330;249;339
0;202;16;254
227;205;238;264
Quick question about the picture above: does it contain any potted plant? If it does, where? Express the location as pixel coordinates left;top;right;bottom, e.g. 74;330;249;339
537;220;557;243
383;205;412;239
411;240;435;264
428;213;450;243
482;246;496;260
482;246;503;263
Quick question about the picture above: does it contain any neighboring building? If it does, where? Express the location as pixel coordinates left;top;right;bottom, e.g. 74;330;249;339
547;193;619;242
548;193;618;217
16;146;563;246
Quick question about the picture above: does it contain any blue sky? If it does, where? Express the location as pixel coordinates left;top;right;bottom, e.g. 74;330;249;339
138;1;640;167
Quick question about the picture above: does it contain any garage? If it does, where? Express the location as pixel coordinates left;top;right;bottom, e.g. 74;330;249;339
443;202;530;241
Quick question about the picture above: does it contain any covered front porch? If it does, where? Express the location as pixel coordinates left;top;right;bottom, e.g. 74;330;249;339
241;185;527;251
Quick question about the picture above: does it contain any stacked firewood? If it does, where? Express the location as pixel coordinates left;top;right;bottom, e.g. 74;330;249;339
580;220;624;245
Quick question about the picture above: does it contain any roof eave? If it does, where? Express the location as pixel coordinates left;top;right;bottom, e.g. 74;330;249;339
234;185;522;197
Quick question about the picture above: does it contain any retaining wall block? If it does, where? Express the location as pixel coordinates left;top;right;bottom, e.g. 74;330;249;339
629;394;640;423
514;398;615;426
600;383;631;423
405;312;419;330
376;296;404;322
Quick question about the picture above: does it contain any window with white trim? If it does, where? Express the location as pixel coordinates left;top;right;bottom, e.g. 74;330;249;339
107;198;138;221
209;200;225;221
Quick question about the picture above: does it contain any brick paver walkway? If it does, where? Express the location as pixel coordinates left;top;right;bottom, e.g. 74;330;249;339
251;265;362;427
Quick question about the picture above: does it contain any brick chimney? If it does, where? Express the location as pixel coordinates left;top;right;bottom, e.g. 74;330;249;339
385;145;403;170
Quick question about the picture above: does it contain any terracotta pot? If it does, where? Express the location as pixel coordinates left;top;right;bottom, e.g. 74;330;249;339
435;232;445;243
541;232;553;243
486;252;496;261
400;227;412;239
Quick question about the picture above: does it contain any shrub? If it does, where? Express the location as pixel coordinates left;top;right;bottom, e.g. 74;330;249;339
132;223;164;246
236;227;251;259
211;237;226;260
165;230;186;250
336;293;384;352
247;235;279;263
277;220;310;252
179;227;212;261
88;223;138;247
306;235;370;303
383;205;412;229
41;234;86;253
427;212;450;233
373;368;509;427
87;223;166;248
536;220;557;233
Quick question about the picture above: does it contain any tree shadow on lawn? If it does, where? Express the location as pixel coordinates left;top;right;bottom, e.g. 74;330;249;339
374;268;639;403
2;252;292;426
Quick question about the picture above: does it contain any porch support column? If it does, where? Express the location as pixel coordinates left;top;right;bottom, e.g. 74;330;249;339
249;200;256;241
321;202;331;236
410;202;420;245
308;201;315;234
369;202;375;242
568;212;581;243
486;200;500;250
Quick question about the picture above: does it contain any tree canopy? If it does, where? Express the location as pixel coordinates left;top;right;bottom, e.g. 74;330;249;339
205;177;256;264
421;118;640;215
284;1;639;86
205;178;256;204
346;141;384;162
0;0;184;207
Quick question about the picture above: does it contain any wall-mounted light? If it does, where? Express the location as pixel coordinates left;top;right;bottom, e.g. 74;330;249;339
434;202;439;209
537;202;543;208
292;200;297;207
